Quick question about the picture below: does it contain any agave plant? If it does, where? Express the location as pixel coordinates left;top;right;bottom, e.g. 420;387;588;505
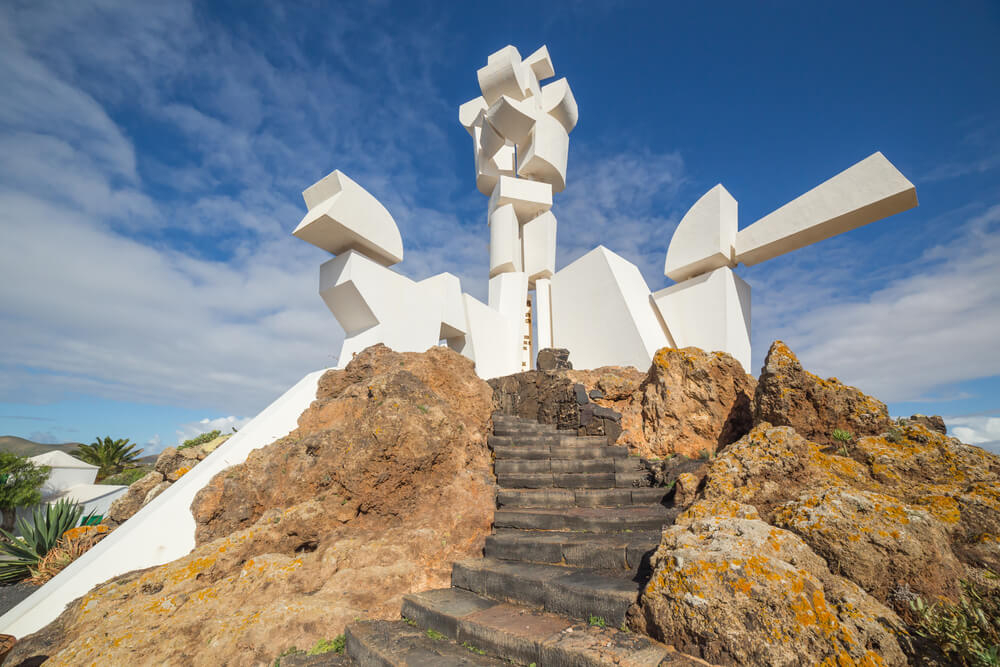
75;436;144;480
0;499;93;584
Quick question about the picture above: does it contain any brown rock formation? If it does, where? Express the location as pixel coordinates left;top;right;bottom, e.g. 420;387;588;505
8;344;495;666
753;341;891;445
630;500;909;666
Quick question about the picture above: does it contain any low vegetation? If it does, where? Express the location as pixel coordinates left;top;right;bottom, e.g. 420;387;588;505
75;436;143;481
0;452;50;533
0;499;92;584
179;430;222;450
99;465;153;486
909;578;1000;666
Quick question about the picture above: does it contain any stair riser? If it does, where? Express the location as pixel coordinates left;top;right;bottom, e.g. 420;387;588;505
486;537;650;571
494;511;671;532
497;488;669;508
497;473;617;489
493;446;628;460
495;459;615;474
344;626;393;667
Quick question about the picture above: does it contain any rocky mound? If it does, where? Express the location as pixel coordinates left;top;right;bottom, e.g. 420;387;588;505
632;342;1000;666
8;345;495;665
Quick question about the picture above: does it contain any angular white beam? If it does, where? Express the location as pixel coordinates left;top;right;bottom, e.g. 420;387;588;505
551;246;669;370
294;170;404;267
418;272;467;339
459;293;521;378
488;175;552;222
652;266;752;372
524;45;555;81
535;277;553;351
489;204;522;277
664;184;738;282
522;210;557;281
459;96;488;136
540;78;578;134
473;125;514;195
735;152;918;266
517;113;570;193
485;95;538;146
478;46;530;104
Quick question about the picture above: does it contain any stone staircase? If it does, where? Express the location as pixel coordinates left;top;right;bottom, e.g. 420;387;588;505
342;414;690;666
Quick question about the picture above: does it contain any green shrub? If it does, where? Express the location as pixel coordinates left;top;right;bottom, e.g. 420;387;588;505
307;635;345;655
910;579;1000;666
831;429;853;443
588;614;607;628
179;430;222;450
0;452;50;533
0;499;90;583
100;466;152;486
76;437;143;480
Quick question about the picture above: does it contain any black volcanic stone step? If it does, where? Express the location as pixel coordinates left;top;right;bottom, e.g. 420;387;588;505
494;506;676;533
493;445;628;460
497;472;617;489
450;559;643;627
494;458;616;475
485;530;660;571
345;618;506;666
615;470;654;487
401;587;675;667
496;486;672;509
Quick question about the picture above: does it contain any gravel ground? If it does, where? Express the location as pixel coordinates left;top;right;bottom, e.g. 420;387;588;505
0;582;38;617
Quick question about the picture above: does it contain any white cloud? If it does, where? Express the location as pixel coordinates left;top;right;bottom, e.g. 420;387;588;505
175;416;250;447
949;415;1000;448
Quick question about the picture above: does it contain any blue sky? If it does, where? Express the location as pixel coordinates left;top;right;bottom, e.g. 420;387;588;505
1;1;998;454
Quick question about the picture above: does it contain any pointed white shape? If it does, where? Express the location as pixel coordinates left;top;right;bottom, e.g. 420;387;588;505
664;184;738;282
524;45;555;81
551;246;669;370
478;45;530;104
459;293;522;378
517;113;570;193
535;277;553;351
652;267;752;372
735;152;918;266
294;170;404;267
478;113;507;160
459;96;488;136
485;95;538;145
488;175;552;222
522;210;557;281
540;78;578;133
489;203;522;277
473;125;515;195
418;272;467;339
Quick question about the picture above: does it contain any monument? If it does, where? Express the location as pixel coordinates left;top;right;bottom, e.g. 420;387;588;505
297;44;917;376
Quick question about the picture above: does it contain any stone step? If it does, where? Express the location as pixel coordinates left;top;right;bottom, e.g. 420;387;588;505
497;487;671;509
492;444;628;460
402;587;679;666
495;458;616;475
494;506;676;533
497;472;617;489
491;424;560;436
489;434;608;447
451;558;643;628
485;530;659;571
345;619;506;665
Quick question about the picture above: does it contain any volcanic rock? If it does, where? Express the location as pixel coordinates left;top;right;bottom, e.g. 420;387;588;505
8;344;495;665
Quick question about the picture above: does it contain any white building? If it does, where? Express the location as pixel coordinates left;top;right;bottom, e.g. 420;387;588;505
26;451;127;519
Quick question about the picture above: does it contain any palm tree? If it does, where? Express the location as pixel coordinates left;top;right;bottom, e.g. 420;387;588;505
74;437;143;481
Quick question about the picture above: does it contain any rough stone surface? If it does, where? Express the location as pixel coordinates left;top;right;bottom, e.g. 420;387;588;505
536;347;572;371
630;500;909;666
905;414;947;434
8;345;495;666
105;471;166;526
753;341;891;445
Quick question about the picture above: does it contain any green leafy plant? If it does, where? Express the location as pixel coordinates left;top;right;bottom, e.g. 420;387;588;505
831;429;853;456
307;635;345;655
462;641;486;655
0;452;50;533
75;436;143;480
0;499;89;584
425;628;445;640
179;430;222;450
885;428;904;444
99;466;152;486
909;579;1000;666
588;614;607;628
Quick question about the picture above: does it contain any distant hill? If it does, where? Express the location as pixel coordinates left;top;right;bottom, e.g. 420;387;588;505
0;436;83;458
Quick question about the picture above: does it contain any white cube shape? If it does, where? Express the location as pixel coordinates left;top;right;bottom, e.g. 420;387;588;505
541;78;578;133
460;293;522;378
478;46;530;104
535;278;553;350
522;210;557;281
516;114;569;193
652;266;751;372
418;272;467;339
488;175;552;222
459;96;488;136
295;170;404;267
524;45;555;81
485;95;538;146
551;246;669;370
474;126;515;195
478;115;507;160
664;184;738;282
489;203;522;276
735;152;918;267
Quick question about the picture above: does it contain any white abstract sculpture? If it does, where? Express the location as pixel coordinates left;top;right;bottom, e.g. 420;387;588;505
293;45;917;380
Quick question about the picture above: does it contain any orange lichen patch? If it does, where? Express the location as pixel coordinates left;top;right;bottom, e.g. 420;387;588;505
913;495;961;524
167;555;218;586
62;524;110;542
171;465;192;479
819;652;887;667
677;499;760;524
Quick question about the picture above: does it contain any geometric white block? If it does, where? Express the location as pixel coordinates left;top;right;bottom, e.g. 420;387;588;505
294;170;404;267
540;78;578;134
488;271;531;373
459;96;488;136
735;152;918;267
524;45;555;81
489;204;522;277
664;184;738;282
652;266;752;372
488;175;552;222
478;115;507;160
474;126;515;195
485;95;539;146
522;210;557;281
551;246;669;370
459;293;522;379
478;45;530;105
418;272;467;339
517;113;570;193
